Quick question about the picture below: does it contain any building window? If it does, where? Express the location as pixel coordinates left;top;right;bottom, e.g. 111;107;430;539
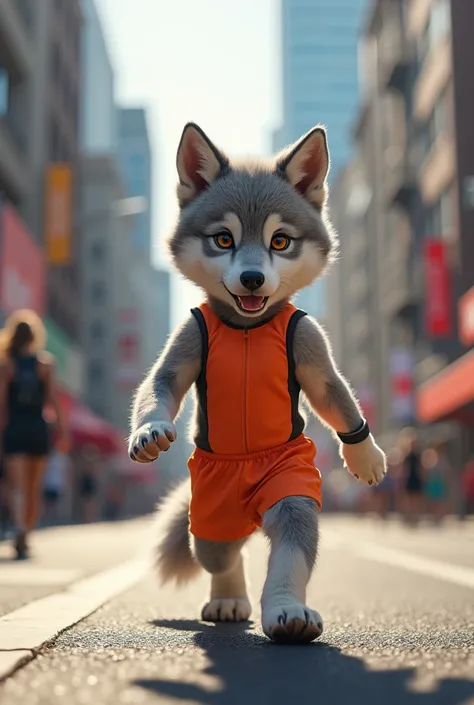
419;86;448;161
91;281;106;305
90;320;104;342
88;361;103;388
0;66;9;116
90;241;105;260
424;187;454;238
418;0;451;62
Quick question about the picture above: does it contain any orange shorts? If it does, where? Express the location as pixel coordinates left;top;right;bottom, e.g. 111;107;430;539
187;434;322;542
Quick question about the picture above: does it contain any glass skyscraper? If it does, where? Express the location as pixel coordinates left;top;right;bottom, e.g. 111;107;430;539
116;108;152;256
274;0;368;318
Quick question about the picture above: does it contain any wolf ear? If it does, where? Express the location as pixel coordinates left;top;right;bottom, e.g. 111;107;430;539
276;126;330;209
176;123;229;207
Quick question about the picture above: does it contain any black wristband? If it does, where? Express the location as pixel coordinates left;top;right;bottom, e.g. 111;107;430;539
337;419;370;445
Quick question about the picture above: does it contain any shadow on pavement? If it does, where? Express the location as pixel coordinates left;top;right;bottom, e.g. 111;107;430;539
134;619;474;705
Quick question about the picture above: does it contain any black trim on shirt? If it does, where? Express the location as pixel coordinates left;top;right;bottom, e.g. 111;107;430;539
286;309;307;442
190;308;212;452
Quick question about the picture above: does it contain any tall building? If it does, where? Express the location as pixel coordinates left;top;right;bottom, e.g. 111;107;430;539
274;0;367;321
80;155;138;432
274;0;367;177
117;108;152;256
116;106;171;375
328;0;474;471
0;0;31;213
80;0;117;154
0;0;84;399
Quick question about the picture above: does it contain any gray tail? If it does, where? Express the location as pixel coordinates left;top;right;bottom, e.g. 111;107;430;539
154;477;201;585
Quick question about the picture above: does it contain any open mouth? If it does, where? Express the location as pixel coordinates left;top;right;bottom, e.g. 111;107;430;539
233;294;269;313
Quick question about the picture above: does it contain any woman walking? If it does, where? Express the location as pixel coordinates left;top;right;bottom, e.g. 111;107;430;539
0;310;65;559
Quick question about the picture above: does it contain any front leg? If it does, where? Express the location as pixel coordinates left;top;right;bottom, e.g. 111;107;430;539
128;315;201;463
261;497;323;644
294;315;387;486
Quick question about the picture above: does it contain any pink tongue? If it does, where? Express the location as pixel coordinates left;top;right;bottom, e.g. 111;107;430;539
238;295;265;311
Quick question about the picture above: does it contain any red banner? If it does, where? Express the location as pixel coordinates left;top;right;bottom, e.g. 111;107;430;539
424;239;452;338
0;202;46;316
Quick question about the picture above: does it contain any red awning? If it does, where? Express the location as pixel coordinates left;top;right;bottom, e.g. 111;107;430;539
416;350;474;424
69;402;125;455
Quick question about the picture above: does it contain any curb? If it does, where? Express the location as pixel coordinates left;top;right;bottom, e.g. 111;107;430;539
0;555;150;681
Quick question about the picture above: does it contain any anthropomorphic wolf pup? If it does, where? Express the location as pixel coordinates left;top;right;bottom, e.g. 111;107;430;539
128;122;387;644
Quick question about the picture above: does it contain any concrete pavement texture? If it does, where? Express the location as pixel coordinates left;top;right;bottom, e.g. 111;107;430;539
0;517;153;617
1;515;474;705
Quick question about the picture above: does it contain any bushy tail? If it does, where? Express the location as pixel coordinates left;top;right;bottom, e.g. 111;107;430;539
154;477;202;585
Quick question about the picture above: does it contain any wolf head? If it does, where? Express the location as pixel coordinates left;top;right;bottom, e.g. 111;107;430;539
169;122;337;326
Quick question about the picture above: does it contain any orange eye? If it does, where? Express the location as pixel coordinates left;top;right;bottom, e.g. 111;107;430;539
214;233;234;249
271;234;291;251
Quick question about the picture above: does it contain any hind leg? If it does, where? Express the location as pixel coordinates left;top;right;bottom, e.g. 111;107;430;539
194;538;251;622
261;497;323;644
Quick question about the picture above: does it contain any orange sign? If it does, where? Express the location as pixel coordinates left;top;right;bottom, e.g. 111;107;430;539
44;164;73;264
459;286;474;346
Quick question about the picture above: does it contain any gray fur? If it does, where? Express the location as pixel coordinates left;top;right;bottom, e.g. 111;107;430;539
131;314;201;432
154;478;201;585
129;123;386;636
193;537;248;574
168;123;337;330
294;314;364;434
262;497;319;573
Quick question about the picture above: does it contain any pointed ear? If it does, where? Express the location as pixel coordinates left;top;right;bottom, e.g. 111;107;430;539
176;123;229;207
276;126;330;209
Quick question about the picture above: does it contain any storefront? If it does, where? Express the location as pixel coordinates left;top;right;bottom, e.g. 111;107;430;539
417;286;474;429
0;199;125;456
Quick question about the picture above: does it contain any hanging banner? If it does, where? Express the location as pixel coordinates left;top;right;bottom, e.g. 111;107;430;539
44;164;73;265
0;202;45;315
390;347;415;423
424;239;452;338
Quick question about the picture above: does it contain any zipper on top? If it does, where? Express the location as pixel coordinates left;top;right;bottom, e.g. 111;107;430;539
243;328;250;453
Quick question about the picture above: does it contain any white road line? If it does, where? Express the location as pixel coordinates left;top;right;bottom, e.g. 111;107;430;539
0;553;151;680
354;542;474;590
0;566;81;587
323;531;474;590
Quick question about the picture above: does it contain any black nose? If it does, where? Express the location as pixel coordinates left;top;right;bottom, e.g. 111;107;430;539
240;270;265;292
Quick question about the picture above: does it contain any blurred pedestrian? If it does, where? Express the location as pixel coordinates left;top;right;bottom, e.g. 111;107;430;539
399;428;424;526
78;444;100;523
0;456;11;539
0;310;65;559
422;444;450;524
42;438;70;526
371;446;401;519
461;455;474;517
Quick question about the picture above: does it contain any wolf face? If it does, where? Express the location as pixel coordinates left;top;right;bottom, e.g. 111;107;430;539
169;123;337;326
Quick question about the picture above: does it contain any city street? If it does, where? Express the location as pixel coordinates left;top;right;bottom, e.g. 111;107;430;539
0;515;473;704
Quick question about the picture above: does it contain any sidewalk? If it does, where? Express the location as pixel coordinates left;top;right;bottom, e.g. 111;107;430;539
0;516;153;618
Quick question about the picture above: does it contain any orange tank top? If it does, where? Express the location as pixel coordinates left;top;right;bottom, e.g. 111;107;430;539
190;302;307;455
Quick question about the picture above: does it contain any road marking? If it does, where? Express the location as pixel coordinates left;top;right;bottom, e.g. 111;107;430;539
0;554;151;681
353;542;474;590
0;566;81;586
323;530;474;590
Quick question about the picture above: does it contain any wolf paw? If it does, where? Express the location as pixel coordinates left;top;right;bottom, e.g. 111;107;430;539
201;598;251;623
262;602;323;644
341;435;387;486
128;421;177;463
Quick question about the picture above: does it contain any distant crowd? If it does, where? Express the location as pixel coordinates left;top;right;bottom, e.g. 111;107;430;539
361;428;474;524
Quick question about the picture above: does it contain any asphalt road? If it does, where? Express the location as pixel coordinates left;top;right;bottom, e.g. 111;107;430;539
1;515;474;705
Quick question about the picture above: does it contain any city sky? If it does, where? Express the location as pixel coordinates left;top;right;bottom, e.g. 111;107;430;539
97;0;278;324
